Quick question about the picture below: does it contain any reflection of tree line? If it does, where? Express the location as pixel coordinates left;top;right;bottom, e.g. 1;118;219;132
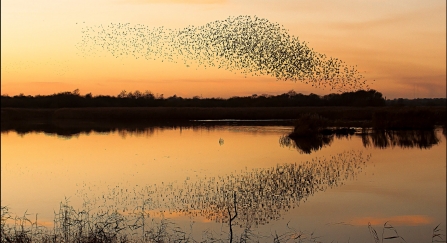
0;122;216;139
360;130;440;149
0;122;159;139
1;121;293;139
280;129;442;153
79;151;369;231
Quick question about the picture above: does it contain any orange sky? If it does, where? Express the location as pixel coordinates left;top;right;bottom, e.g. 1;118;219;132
1;0;445;98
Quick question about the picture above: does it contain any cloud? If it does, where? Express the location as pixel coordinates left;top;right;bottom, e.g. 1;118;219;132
123;0;226;4
329;7;444;31
329;14;409;30
394;75;447;98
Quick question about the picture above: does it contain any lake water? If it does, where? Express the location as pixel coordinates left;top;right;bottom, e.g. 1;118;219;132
1;123;446;242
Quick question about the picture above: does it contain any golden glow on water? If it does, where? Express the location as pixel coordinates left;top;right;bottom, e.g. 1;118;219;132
351;215;432;226
1;126;445;242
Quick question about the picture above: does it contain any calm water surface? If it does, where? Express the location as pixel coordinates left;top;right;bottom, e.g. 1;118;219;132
1;124;446;242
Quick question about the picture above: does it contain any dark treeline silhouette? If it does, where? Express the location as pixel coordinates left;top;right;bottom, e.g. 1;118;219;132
372;108;441;130
1;89;387;108
386;98;446;107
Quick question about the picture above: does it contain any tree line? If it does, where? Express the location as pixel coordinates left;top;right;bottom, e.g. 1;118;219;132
0;89;404;108
385;98;446;106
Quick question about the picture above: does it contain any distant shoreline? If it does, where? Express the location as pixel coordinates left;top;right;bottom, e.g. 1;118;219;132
2;106;445;127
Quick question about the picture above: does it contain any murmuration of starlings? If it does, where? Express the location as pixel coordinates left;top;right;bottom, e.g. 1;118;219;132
76;15;369;92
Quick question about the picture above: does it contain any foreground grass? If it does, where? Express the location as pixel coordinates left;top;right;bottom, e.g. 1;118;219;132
368;222;445;243
1;204;445;243
1;203;322;243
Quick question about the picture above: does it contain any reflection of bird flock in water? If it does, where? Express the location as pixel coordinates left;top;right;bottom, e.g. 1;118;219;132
77;16;369;92
76;151;370;229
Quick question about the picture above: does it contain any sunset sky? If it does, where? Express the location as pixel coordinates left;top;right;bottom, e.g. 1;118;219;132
1;0;445;99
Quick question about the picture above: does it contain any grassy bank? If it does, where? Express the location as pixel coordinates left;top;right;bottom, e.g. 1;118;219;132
2;106;445;125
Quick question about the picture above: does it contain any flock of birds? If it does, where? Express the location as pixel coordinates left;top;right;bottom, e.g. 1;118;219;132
75;151;370;230
76;16;369;92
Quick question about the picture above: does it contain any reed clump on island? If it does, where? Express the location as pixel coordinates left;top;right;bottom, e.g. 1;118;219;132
289;113;328;137
286;106;445;139
288;113;359;138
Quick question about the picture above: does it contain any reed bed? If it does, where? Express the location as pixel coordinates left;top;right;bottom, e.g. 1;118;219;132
0;106;438;122
1;107;375;122
1;202;196;243
1;203;321;243
368;222;445;243
2;204;444;243
372;107;444;130
288;114;329;137
285;106;444;140
3;106;444;130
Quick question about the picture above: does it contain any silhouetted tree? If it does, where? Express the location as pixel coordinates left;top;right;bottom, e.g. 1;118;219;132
0;89;422;109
